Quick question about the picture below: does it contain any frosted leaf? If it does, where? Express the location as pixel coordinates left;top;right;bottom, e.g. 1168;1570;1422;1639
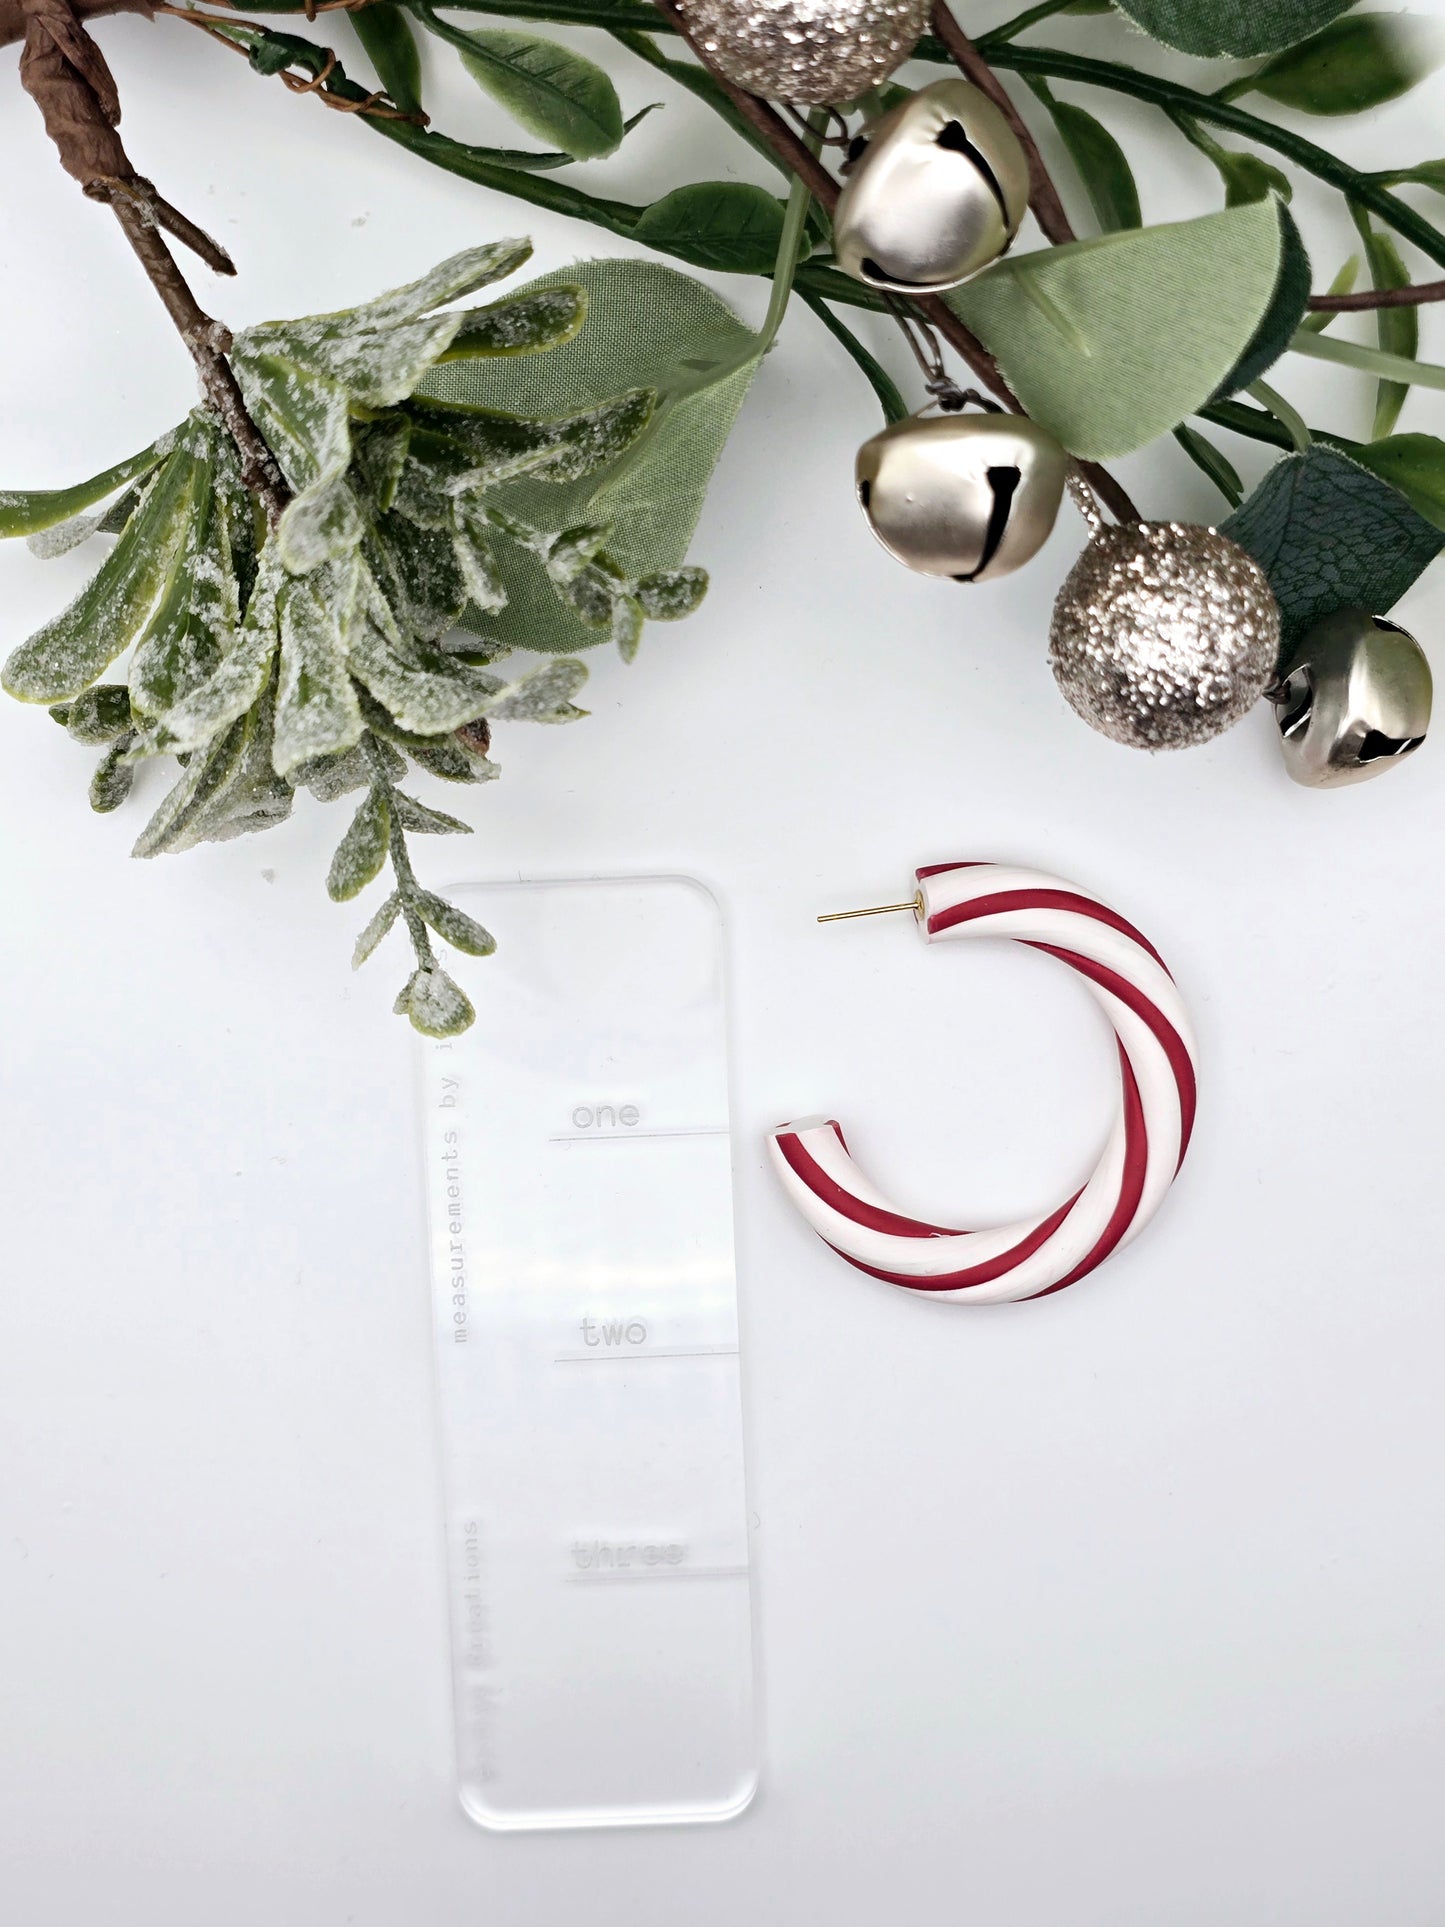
554;556;624;629
293;741;372;801
326;785;391;902
487;657;588;723
390;456;453;531
265;313;466;411
0;428;171;540
439;286;586;361
366;512;469;642
610;593;644;663
278;474;364;574
183;680;295;848
525;390;656;485
131;712;251;858
352;891;402;969
130;454;242;720
272;556;364;779
396;964;476;1038
232;347;351;494
244;241;533;344
90;739;135;813
352;416;411;513
62;684;133;745
542;522;611;585
407;734;500;785
635;567;708;620
2;446;199;705
390;790;472;835
414;890;495;957
147;544;284;753
349;610;505;736
27;508;109;559
450;496;507;614
403;388;654;492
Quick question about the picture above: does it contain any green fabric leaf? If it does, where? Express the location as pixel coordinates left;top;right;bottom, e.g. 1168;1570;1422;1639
352;891;402;967
0;433;170;539
438;287;588;362
414;890;496;956
89;738;136;813
633;183;786;273
390;790;473;834
1222;444;1445;650
453;28;623;161
950;199;1283;460
1350;434;1445;532
421;259;757;654
397;964;476;1036
247;241;533;339
1028;81;1140;232
1212;203;1312;399
1240;14;1444;116
273;558;364;777
2;444;199;703
1111;0;1358;57
327;785;391;901
348;3;423;117
1354;214;1416;439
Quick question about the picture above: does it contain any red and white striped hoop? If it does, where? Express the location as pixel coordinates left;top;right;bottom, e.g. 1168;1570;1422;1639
768;862;1197;1304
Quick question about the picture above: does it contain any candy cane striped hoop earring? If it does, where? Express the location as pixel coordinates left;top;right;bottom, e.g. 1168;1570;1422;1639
768;863;1197;1305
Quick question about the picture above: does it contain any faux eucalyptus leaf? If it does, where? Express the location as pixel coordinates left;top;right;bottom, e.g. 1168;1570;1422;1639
452;27;624;160
633;183;787;273
1222;444;1445;649
1232;14;1445;116
1212;203;1312;399
1109;0;1357;58
950;199;1283;459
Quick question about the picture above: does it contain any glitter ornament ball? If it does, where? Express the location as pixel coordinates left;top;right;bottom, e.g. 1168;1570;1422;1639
676;0;930;105
1049;521;1280;750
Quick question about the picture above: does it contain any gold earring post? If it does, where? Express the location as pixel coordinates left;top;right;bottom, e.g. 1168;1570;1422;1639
817;894;923;925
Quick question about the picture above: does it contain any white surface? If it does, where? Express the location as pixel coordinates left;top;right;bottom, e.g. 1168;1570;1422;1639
2;8;1444;1922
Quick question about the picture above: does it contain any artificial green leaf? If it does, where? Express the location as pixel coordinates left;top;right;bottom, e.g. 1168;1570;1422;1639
296;742;372;800
438;287;588;362
248;240;533;339
1353;213;1416;438
146;546;285;753
397;964;476;1036
130;452;242;717
180;684;295;848
634;567;708;619
450;495;507;613
272;558;364;777
327;785;391;901
352;891;402;967
367;512;471;640
950;199;1283;459
1174;115;1293;208
132;712;251;858
349;2;423;118
633;183;786;273
1222;443;1444;649
1375;160;1445;195
403;389;655;489
233;347;352;493
1299;253;1360;331
610;592;644;662
0;433;170;539
89;739;136;813
1350;434;1445;531
1173;424;1244;506
348;607;504;734
1213;204;1312;398
2;444;199;704
59;684;133;745
1111;0;1361;57
414;890;497;955
390;790;472;834
1028;80;1140;232
353;416;412;511
278;474;365;574
487;657;588;721
423;260;757;655
453;28;623;160
1236;14;1444;117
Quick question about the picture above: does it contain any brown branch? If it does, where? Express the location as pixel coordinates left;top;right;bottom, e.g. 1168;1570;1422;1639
929;0;1077;247
16;0;289;521
650;0;1138;522
1308;277;1445;312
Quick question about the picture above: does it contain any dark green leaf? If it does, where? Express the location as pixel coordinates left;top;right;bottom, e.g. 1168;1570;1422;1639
0;434;170;540
453;27;624;160
62;684;134;745
1375;160;1445;196
273;557;364;777
1353;212;1416;438
1212;203;1312;398
90;739;136;813
132;713;251;858
1111;0;1361;58
349;3;423;118
1029;80;1140;231
1222;443;1444;651
1174;423;1244;506
327;785;392;901
414;890;497;956
1239;14;1444;117
439;287;588;362
633;183;786;274
1350;433;1445;531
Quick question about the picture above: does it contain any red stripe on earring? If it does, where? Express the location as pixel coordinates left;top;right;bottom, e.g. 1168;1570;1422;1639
1028;942;1197;1164
822;1188;1086;1294
1025;1043;1149;1299
915;861;987;880
927;889;1171;974
774;1129;961;1239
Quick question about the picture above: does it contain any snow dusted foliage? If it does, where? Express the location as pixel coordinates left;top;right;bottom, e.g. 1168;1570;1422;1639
2;241;712;1034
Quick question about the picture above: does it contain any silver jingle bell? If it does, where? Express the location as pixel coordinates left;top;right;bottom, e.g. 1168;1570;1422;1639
675;0;930;106
856;407;1068;583
834;79;1031;294
1271;606;1432;788
1049;520;1280;750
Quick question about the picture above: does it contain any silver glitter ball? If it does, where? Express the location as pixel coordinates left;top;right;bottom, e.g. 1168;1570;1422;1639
677;0;930;106
1272;606;1431;788
835;79;1030;292
856;409;1067;582
1049;521;1281;750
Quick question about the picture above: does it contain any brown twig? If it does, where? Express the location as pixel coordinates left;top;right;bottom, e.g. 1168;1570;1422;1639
156;4;429;120
1308;277;1445;312
649;0;1138;522
928;0;1076;247
17;0;289;520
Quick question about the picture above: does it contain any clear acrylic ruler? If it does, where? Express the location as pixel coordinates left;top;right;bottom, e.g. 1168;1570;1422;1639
419;876;757;1830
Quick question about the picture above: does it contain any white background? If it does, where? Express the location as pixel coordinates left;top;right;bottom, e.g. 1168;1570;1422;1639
3;5;1444;1921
